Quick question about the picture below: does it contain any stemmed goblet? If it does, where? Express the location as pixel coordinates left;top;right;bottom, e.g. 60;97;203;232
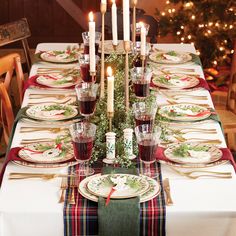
69;122;97;176
135;124;161;177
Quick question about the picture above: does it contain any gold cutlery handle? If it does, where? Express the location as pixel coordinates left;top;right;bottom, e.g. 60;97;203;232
165;186;174;205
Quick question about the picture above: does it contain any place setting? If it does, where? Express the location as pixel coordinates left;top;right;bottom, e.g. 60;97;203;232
23;67;81;92
34;45;82;64
155;142;236;174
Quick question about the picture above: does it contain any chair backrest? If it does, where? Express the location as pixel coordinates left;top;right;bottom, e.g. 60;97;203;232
0;53;24;105
0;18;31;73
0;83;14;145
227;39;236;113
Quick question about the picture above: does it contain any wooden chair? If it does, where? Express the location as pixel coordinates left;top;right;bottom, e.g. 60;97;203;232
0;53;24;105
216;39;236;151
0;18;31;73
0;83;14;146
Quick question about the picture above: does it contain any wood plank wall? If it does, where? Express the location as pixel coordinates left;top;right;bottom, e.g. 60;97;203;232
0;0;104;48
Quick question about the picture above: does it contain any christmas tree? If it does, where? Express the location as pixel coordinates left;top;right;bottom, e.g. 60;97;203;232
156;0;236;68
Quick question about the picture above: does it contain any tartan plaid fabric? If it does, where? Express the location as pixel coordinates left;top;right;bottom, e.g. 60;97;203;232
64;163;166;236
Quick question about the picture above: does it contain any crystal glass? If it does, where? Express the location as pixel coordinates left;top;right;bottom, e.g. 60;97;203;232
132;101;157;127
135;124;161;177
78;54;100;83
75;83;98;117
131;42;151;67
130;67;152;98
69;122;96;176
82;31;102;55
131;22;150;41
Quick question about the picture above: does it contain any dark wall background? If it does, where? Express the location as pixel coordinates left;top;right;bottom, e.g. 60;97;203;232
0;0;105;47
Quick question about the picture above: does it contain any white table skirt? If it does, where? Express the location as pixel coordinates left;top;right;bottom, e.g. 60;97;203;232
0;43;236;236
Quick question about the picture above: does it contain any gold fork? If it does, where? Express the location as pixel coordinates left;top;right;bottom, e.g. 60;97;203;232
170;167;232;179
20;127;67;133
69;177;77;205
59;177;68;203
173;135;222;144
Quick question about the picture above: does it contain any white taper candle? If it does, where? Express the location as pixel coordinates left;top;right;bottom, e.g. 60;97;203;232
141;22;146;56
112;0;118;45
89;12;96;73
107;66;114;113
123;0;130;41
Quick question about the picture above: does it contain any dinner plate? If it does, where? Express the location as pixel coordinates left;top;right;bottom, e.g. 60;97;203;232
12;160;78;169
164;143;223;165
152;73;199;89
39;49;80;63
158;104;211;121
26;104;78;121
149;50;192;64
79;174;160;203
87;174;150;199
18;142;74;164
36;69;80;88
158;159;228;168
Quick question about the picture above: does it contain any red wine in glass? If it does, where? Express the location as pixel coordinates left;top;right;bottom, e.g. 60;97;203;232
83;43;99;55
136;34;141;42
79;96;96;116
133;54;147;67
138;139;158;163
135;114;154;126
72;137;94;161
80;64;96;82
133;80;150;98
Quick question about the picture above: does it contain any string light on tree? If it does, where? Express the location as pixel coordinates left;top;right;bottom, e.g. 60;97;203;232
156;0;236;67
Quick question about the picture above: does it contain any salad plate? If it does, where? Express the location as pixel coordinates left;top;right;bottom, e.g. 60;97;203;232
158;104;211;121
78;174;160;203
26;104;78;121
164;143;222;165
36;68;80;88
38;47;80;63
152;73;199;89
18;141;74;164
87;174;150;199
149;50;192;64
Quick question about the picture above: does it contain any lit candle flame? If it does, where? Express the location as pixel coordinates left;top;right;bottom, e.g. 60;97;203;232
107;66;113;77
89;12;94;22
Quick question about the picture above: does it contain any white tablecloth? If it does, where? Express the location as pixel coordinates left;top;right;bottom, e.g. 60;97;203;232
0;43;236;236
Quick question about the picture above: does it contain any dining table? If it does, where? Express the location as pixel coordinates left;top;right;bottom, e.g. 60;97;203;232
0;42;236;236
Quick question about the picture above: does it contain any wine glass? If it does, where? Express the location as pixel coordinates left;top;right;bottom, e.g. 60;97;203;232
131;42;151;67
135;124;161;177
78;54;100;83
130;67;152;98
69;122;97;176
82;31;102;55
75;83;98;117
132;101;157;127
131;22;150;42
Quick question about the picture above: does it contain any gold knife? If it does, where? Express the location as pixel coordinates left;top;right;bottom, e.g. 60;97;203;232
163;178;174;206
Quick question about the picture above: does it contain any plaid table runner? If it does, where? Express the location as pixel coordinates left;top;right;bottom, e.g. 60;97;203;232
63;162;166;236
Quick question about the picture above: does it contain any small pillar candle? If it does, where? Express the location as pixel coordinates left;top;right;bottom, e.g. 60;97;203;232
123;128;136;160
